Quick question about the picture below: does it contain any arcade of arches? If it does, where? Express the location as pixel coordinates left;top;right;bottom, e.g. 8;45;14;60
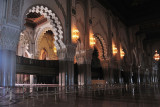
0;0;160;87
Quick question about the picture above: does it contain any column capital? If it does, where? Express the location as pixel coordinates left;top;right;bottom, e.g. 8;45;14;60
0;25;20;51
57;44;76;61
76;49;94;64
76;50;86;65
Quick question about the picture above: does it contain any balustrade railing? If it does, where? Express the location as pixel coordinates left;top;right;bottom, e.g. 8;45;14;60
16;56;59;68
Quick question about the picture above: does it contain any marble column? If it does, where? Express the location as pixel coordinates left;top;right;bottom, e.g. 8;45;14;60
16;74;21;84
0;26;20;87
58;45;76;86
0;50;16;86
20;74;24;84
0;0;23;87
130;64;133;84
101;60;109;83
109;59;115;84
86;63;91;85
76;50;92;85
77;63;92;85
59;60;74;86
30;75;34;85
137;65;141;84
78;64;86;85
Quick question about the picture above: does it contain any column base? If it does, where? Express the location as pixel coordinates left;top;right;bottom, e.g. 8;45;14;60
59;60;74;86
78;64;91;85
0;50;16;87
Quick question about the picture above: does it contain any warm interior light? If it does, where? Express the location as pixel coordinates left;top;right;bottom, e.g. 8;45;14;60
112;44;118;55
154;50;160;61
53;46;57;54
72;29;80;43
120;49;125;58
90;34;96;47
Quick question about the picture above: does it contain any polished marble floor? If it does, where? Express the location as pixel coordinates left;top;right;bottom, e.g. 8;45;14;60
0;84;160;107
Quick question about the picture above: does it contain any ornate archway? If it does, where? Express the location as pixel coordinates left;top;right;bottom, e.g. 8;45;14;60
26;5;66;51
94;34;108;61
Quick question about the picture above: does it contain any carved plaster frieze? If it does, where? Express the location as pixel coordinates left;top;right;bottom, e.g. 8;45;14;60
76;50;86;64
8;0;23;26
76;49;95;65
26;5;66;51
12;0;21;17
57;44;76;61
0;25;20;51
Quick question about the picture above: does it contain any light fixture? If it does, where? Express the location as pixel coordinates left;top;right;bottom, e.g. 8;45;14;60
53;46;57;54
154;50;160;61
120;49;125;58
72;29;80;43
90;34;96;47
112;44;118;55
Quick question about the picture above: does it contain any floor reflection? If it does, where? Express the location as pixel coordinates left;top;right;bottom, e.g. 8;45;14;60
0;84;160;107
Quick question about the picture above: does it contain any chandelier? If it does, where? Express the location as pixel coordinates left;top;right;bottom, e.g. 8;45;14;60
153;50;160;61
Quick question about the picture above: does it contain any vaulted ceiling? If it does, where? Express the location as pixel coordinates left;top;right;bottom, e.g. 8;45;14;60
97;0;160;53
97;0;160;26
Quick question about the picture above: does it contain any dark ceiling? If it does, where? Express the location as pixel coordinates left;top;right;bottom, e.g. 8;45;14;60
97;0;160;50
97;0;160;26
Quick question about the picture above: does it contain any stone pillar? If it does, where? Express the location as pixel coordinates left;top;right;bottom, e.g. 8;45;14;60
30;75;34;85
77;64;86;85
0;0;23;87
20;74;24;84
130;64;133;84
77;60;92;85
0;26;20;87
76;49;92;85
0;50;16;86
109;59;115;84
137;65;141;84
58;44;76;86
16;74;21;84
101;60;109;83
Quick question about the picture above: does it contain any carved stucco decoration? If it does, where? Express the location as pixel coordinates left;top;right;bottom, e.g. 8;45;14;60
94;34;108;61
35;26;54;58
9;0;23;26
57;44;76;61
76;50;86;64
18;31;32;57
26;5;66;51
12;0;21;17
0;26;20;51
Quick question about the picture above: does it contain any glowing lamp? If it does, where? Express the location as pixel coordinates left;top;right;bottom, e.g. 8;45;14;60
154;50;160;61
90;35;96;47
72;29;80;43
53;46;57;54
112;45;118;55
120;49;125;58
